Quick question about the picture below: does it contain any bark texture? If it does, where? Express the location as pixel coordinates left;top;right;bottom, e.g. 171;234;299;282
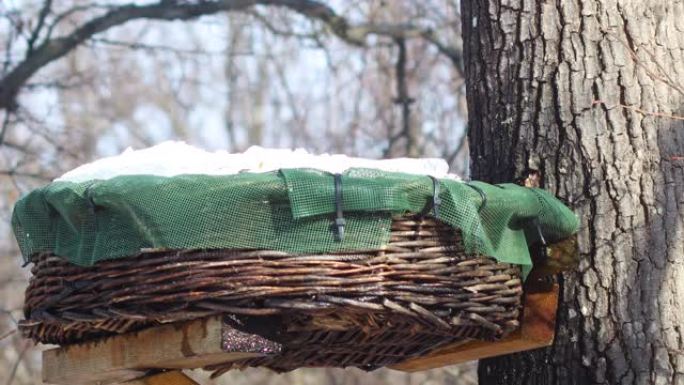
461;1;684;384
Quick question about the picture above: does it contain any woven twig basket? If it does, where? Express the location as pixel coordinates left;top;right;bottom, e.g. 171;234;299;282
21;216;522;372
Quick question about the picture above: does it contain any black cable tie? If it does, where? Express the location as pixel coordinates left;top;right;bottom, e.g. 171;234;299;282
333;173;345;242
430;176;442;218
534;218;547;246
465;183;488;213
533;218;549;263
418;176;442;219
84;186;96;212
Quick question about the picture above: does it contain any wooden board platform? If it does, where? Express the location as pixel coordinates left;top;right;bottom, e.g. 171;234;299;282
122;371;199;385
390;283;559;371
42;316;281;385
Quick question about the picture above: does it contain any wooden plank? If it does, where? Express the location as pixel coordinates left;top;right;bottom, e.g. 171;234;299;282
121;371;199;385
42;316;281;385
391;284;559;372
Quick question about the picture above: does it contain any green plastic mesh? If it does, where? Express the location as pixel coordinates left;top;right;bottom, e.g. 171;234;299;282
11;168;579;277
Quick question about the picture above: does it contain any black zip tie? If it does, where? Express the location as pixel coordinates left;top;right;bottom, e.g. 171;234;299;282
465;183;488;213
333;173;345;242
418;176;442;218
534;218;547;246
84;185;96;210
85;185;99;232
533;218;549;263
431;176;442;218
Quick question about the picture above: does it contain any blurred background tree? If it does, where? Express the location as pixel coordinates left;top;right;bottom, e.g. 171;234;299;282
0;1;473;384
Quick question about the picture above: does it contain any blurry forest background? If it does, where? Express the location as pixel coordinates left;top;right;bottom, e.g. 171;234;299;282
0;1;475;384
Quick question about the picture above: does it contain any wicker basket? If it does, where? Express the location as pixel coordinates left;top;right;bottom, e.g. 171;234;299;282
21;216;522;372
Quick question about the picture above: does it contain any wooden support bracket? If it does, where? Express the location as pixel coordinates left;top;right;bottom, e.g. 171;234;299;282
391;283;559;372
121;371;199;385
42;315;281;385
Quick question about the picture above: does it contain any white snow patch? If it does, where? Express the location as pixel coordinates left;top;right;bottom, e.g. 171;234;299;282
56;141;461;182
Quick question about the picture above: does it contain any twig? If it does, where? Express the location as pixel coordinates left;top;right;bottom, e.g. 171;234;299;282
89;37;227;56
592;100;684;121
0;328;17;342
248;9;319;40
421;29;463;73
0;308;17;326
0;169;52;180
0;110;10;146
446;130;468;165
635;45;684;98
2;19;16;75
26;0;53;55
392;37;417;157
611;31;684;98
45;3;114;40
5;341;30;385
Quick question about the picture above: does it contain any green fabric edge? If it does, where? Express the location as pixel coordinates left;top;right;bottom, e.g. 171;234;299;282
11;169;579;279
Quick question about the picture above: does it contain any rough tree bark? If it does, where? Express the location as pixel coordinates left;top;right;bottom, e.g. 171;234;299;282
461;1;684;384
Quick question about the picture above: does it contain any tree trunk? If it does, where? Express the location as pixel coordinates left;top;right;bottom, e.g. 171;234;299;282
461;1;684;384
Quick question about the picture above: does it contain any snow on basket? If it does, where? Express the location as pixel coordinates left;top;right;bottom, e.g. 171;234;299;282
12;142;579;373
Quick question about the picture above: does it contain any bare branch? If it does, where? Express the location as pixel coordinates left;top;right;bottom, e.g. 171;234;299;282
446;130;467;165
0;0;260;111
89;37;227;56
2;18;17;75
26;0;53;54
0;328;16;342
592;100;684;121
0;0;464;111
0;110;11;146
248;9;320;40
392;37;418;157
0;308;18;326
0;169;53;181
421;29;463;71
347;22;425;41
44;3;114;41
4;341;30;385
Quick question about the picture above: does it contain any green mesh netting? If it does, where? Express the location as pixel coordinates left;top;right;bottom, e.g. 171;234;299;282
11;168;579;277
